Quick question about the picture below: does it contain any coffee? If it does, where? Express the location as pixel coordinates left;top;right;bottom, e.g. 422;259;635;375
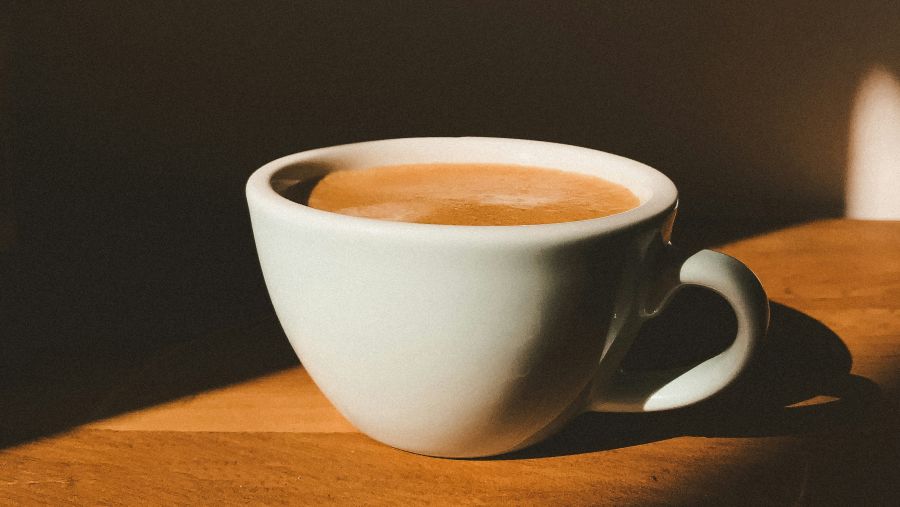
305;163;640;226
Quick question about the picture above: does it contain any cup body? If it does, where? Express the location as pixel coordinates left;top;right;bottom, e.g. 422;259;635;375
247;138;677;457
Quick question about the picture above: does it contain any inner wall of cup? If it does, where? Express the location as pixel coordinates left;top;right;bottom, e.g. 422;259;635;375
268;139;657;206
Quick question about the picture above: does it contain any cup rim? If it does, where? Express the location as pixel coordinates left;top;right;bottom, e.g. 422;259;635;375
246;137;678;243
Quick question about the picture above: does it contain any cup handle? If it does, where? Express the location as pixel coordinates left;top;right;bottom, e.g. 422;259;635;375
589;249;769;412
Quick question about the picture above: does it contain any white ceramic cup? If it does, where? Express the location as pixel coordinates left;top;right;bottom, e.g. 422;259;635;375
246;137;769;458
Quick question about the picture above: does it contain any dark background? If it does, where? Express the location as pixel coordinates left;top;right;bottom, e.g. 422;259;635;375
1;1;898;444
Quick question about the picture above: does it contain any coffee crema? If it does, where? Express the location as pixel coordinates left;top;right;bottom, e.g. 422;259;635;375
305;163;640;226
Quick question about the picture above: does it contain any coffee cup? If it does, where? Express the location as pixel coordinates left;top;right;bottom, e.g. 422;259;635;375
246;137;769;458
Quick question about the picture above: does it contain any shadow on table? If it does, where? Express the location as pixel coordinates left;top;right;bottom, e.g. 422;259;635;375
0;316;298;449
498;300;884;460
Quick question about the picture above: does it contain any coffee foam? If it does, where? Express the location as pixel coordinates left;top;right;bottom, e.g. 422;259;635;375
306;163;640;226
333;201;435;222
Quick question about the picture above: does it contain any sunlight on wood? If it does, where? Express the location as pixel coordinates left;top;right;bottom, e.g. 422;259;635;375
786;395;841;408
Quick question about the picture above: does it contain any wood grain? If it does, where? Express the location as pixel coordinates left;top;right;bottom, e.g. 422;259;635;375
2;219;898;505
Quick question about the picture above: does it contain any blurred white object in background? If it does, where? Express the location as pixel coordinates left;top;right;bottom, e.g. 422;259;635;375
846;66;900;220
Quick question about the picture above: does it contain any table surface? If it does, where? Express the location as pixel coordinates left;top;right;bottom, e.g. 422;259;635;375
2;219;898;505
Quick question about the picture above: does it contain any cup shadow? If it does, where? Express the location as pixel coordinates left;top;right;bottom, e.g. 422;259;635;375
492;299;882;460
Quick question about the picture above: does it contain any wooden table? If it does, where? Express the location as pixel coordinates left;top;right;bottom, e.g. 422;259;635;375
2;219;898;505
